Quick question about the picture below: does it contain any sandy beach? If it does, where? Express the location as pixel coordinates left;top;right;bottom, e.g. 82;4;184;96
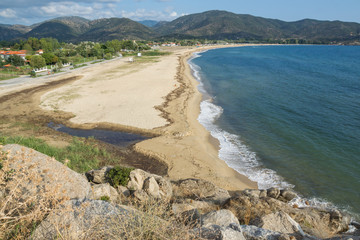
38;45;258;191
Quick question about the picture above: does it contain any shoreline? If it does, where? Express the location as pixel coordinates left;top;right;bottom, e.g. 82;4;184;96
2;44;259;191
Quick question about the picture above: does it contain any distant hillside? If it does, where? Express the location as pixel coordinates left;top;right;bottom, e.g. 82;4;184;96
1;11;360;43
78;18;155;41
155;10;360;43
0;26;23;41
23;22;79;41
138;20;159;28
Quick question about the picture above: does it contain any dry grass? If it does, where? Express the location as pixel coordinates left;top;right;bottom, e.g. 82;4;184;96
0;145;201;239
0;145;69;239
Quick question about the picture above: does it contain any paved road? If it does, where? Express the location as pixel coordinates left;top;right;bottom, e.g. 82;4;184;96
0;57;123;95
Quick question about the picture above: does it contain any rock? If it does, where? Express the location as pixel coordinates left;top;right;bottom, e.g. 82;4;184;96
259;190;268;198
127;169;172;200
2;144;92;200
267;187;281;199
280;189;298;202
91;183;119;202
32;199;171;239
117;185;130;197
191;224;246;240
243;189;261;199
172;178;231;205
191;225;222;240
172;203;196;214
85;166;113;184
32;199;130;239
223;190;350;239
201;209;240;228
127;169;148;191
240;225;283;240
256;211;305;237
133;189;149;202
180;209;201;227
143;176;160;198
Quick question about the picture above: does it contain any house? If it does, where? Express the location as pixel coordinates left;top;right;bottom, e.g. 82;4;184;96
36;49;44;55
0;50;27;60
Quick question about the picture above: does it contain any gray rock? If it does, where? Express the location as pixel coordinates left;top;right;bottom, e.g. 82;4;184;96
280;189;298;202
85;166;113;184
240;225;283;240
91;183;119;202
127;169;172;200
257;211;305;236
117;185;130;197
267;187;281;199
201;209;240;228
2;144;92;200
222;224;246;240
133;189;149;202
172;178;231;205
244;189;261;199
191;224;245;240
32;199;132;239
143;176;160;198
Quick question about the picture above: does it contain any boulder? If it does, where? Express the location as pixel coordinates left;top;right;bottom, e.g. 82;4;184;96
32;199;131;239
85;166;113;184
223;191;350;239
172;178;231;205
143;176;160;198
280;189;298;202
117;185;130;197
191;224;245;240
2;144;92;200
32;199;171;239
255;211;305;237
267;187;281;199
240;225;284;240
201;209;240;228
91;183;119;203
127;169;172;200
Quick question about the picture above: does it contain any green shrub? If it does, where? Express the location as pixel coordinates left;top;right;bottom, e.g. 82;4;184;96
100;196;110;202
106;166;134;187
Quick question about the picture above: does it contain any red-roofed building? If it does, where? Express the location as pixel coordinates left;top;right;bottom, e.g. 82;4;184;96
0;50;27;60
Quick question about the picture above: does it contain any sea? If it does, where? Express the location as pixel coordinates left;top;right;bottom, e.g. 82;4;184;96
189;45;360;220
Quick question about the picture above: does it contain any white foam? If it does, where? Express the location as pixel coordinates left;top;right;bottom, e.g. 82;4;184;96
190;52;294;190
189;50;359;223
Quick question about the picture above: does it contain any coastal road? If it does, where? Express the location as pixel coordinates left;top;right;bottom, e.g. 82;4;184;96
0;56;123;96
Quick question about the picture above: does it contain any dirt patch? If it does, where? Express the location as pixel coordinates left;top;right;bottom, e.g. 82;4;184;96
0;76;168;176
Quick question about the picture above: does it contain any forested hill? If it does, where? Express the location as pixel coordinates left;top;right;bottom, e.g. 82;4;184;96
1;10;360;44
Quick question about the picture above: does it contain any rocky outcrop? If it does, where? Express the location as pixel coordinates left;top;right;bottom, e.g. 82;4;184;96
201;209;240;228
172;178;231;205
85;166;113;184
91;183;119;203
223;188;351;239
2;144;92;200
1;145;354;240
32;199;142;239
127;168;173;201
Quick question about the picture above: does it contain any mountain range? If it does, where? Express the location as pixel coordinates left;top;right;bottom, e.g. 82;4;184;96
1;10;360;44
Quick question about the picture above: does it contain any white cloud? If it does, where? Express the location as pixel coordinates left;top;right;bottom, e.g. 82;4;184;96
38;2;94;16
0;8;16;18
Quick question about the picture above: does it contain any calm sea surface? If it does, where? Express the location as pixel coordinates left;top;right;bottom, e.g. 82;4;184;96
190;45;360;218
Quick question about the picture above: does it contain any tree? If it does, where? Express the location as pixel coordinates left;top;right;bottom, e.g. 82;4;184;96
42;52;58;65
6;55;24;67
30;55;46;69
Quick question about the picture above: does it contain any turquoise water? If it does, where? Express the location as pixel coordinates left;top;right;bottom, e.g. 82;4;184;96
190;45;360;218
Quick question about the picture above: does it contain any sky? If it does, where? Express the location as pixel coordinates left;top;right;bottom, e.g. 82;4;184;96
0;0;360;26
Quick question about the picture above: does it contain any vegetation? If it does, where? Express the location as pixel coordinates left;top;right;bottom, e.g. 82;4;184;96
1;11;360;45
106;166;134;187
0;136;115;173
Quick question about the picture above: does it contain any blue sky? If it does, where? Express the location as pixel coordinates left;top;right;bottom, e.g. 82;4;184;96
0;0;359;25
